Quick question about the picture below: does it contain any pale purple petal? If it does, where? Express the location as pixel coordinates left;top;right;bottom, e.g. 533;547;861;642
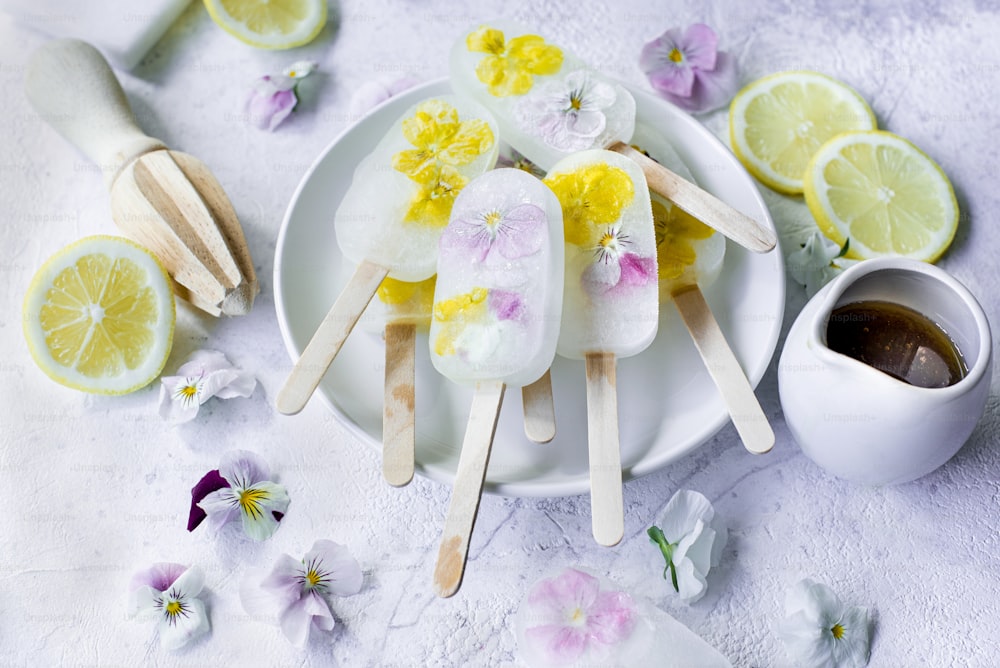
617;253;656;287
348;80;393;118
492;204;544;259
663;51;740;114
639;30;696;98
678;24;719;70
188;469;229;532
218;449;270;488
259;554;306;605
489;290;525;322
247;86;298;131
268;89;298;130
527;568;601;619
647;64;696;99
307;540;363;596
196;487;240;533
130;562;188;593
279;590;334;648
524;624;589;664
158;596;209;651
239;566;288;623
587;590;637;645
441;216;493;262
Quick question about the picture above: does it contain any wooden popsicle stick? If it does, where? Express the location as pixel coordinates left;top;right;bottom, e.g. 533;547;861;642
433;381;506;598
383;322;416;487
584;353;625;547
610;142;776;254
521;369;556;444
672;285;774;454
276;260;389;415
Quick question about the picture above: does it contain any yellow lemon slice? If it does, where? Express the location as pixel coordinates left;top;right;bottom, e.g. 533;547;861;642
23;236;176;395
729;71;876;194
803;130;959;262
203;0;327;50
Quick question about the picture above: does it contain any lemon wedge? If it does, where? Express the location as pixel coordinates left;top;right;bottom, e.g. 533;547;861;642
803;130;959;262
23;236;176;395
729;71;876;194
203;0;327;50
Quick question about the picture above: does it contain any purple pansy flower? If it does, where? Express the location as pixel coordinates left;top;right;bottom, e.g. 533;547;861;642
639;24;739;114
246;60;318;131
443;202;546;263
583;226;657;294
240;540;363;648
128;563;209;650
194;450;290;541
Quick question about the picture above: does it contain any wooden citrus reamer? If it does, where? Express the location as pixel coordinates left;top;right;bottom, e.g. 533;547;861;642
25;39;257;317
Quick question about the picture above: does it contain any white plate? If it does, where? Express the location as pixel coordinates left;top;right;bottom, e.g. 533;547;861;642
274;79;784;497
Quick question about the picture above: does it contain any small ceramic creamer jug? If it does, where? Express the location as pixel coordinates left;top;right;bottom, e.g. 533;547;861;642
779;257;992;485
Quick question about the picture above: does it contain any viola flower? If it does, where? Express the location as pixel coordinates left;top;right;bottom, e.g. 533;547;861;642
653;199;714;280
514;69;617;152
402;165;469;228
776;578;872;668
787;230;855;297
583;226;656;291
240;540;363;648
543;163;635;247
442;202;545;262
347;74;420;118
466;26;563;97
496;147;545;178
392;99;495;182
432;287;523;359
245;60;319;131
158;349;256;424
129;563;209;650
194;450;290;542
517;567;639;666
647;489;727;603
639;24;739;114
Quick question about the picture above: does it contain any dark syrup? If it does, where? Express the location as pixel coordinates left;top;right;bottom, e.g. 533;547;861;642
826;300;967;388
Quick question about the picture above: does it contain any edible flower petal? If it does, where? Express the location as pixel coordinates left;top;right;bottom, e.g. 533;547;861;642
467;26;563;96
653;199;714;280
442;202;545;262
195;450;290;541
639;24;738;114
544;163;635;247
158;349;256;424
245;61;318;130
787;230;856;297
393;99;495;181
402;165;469;228
647;489;727;603
514;69;617;151
129;563;209;650
240;539;363;648
776;578;872;668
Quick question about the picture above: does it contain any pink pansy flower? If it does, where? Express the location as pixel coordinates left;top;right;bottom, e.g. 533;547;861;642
158;349;256;423
442;202;545;263
582;226;656;294
128;563;209;650
246;60;318;131
639;24;739;114
240;540;363;648
519;568;638;665
192;450;290;541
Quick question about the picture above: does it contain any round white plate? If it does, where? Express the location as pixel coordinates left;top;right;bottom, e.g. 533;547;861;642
274;78;784;497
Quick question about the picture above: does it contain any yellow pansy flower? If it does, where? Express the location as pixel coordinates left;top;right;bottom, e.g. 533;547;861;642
392;99;495;182
403;166;469;228
377;275;436;309
466;26;563;97
543;164;635;247
432;288;489;356
653;199;714;280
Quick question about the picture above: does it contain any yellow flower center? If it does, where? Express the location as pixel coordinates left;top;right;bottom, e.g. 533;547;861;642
305;569;323;588
179;384;198;399
239;487;269;519
569;93;583;111
165;600;182;617
669;48;684;63
599;231;617;248
831;623;845;640
569;607;585;624
483;210;502;231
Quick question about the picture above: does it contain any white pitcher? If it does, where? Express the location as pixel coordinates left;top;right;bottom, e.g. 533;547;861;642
779;257;993;485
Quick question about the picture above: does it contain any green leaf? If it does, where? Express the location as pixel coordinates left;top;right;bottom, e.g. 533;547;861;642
647;525;680;592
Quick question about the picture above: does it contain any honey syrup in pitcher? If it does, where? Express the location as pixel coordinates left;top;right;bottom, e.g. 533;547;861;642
826;300;968;388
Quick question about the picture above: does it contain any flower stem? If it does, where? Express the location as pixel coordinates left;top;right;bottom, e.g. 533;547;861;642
647;525;679;592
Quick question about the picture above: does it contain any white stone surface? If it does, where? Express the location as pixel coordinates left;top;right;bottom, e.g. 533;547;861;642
1;0;998;665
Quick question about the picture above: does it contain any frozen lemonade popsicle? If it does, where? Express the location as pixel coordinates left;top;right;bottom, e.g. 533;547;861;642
543;149;658;547
430;168;564;597
449;20;776;253
277;96;499;415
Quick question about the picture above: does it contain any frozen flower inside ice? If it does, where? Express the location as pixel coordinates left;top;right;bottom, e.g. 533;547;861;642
514;69;617;152
392;98;495;183
496;147;545;178
193;450;290;541
240;540;363;648
639;24;738;114
787;230;855;297
245;60;318;131
158;349;256;423
583;225;657;292
647;489;727;603
129;563;209;650
442;201;545;263
466;25;563;97
776;578;872;668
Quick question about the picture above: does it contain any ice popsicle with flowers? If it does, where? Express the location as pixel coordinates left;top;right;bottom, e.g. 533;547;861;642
449;20;775;253
543;149;658;547
653;193;773;454
277;96;499;415
429;168;564;597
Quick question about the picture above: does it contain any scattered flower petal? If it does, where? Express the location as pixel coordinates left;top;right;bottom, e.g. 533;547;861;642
158;350;256;424
647;489;727;603
245;61;318;131
240;540;363;648
787;230;856;297
776;578;872;668
194;450;290;541
639;24;739;114
187;469;228;532
348;75;421;118
129;563;209;650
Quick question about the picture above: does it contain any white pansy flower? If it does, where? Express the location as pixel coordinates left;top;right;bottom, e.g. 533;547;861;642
776;578;871;668
647;489;727;603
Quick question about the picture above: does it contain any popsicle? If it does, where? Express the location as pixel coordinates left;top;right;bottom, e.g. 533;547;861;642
277;96;499;415
654;193;774;454
359;274;437;486
543;149;658;547
449;20;776;253
430;168;564;597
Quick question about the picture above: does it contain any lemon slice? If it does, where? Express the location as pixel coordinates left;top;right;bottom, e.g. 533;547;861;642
23;236;176;395
729;71;876;194
803;130;958;262
203;0;327;50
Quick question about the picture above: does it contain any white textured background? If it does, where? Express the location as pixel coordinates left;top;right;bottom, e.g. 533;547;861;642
1;0;998;666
